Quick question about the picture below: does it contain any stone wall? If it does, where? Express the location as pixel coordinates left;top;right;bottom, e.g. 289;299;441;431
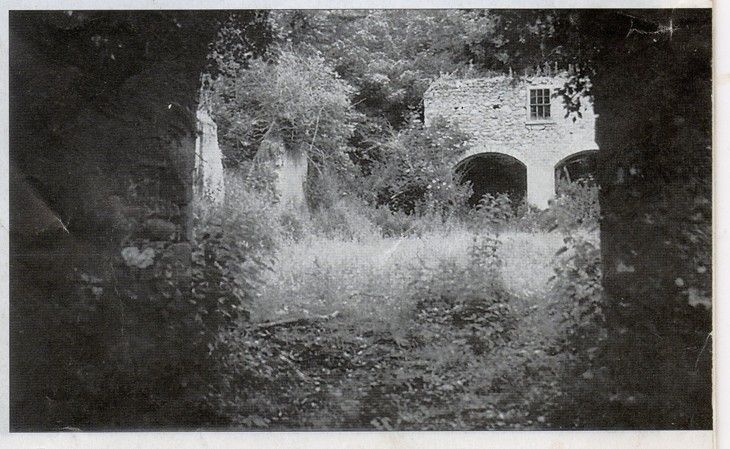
423;75;598;207
194;105;225;204
8;11;225;429
259;130;309;212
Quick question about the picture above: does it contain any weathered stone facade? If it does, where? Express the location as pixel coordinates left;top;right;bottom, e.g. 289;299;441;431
194;104;225;204
259;130;309;212
424;75;598;207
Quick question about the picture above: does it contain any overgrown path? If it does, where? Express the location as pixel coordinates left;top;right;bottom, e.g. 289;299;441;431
217;231;583;429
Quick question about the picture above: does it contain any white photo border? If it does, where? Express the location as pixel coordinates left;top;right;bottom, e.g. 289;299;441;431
0;1;722;448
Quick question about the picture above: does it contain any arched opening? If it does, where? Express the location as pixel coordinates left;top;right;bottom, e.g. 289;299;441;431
554;150;598;190
455;153;527;207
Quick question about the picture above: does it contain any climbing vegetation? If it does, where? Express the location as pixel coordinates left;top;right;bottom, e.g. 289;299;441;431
211;47;359;173
365;117;473;217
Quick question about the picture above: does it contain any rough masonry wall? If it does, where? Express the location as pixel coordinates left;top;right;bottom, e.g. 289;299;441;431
424;76;598;207
195;105;226;204
259;131;309;212
9;11;223;429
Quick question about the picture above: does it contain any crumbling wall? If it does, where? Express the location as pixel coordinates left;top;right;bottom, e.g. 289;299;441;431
259;130;309;212
194;105;225;204
276;148;308;211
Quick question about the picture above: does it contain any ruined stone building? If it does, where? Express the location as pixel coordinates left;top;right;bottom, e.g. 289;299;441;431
424;75;598;208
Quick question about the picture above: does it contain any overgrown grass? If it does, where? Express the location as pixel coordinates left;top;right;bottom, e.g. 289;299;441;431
202;170;603;429
255;229;565;324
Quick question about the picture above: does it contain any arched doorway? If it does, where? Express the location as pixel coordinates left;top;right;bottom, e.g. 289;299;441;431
554;150;598;189
455;153;527;207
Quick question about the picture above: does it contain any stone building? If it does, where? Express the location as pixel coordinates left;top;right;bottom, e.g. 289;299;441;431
423;75;598;208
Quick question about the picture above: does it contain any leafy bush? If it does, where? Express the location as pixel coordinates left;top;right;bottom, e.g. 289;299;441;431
369;206;417;237
551;177;600;230
469;193;514;231
190;172;284;422
550;233;604;347
192;205;276;329
211;46;361;209
544;231;608;427
308;196;379;241
368;117;472;217
512;201;557;233
231;159;280;201
463;179;600;234
409;234;514;349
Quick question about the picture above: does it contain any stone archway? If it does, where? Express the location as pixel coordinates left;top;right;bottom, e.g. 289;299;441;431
455;152;527;207
554;149;598;188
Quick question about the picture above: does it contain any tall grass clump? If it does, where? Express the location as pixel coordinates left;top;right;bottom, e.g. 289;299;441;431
551;177;600;230
307;195;380;241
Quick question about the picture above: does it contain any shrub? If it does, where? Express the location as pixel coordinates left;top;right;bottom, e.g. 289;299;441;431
191;172;283;423
552;177;600;230
409;233;514;350
369;206;417;237
308;196;379;241
469;193;514;231
550;233;604;347
278;210;307;241
192;204;276;329
368;116;472;217
462;179;600;234
546;231;607;427
513;201;557;233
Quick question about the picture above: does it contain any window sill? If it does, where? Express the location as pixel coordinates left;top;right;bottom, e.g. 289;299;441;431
525;120;556;126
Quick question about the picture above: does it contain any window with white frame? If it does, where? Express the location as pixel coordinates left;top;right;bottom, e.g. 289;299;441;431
529;88;551;121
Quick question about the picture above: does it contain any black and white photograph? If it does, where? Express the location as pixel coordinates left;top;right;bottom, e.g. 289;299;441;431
4;4;716;443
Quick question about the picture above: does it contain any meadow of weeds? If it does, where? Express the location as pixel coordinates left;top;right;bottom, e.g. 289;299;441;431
201;170;602;429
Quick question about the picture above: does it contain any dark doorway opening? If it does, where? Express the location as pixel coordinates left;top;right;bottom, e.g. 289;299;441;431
455;153;527;207
554;150;598;189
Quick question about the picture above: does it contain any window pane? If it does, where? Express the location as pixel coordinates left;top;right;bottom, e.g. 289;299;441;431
529;89;552;119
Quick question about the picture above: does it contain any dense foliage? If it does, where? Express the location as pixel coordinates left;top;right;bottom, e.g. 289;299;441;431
211;48;358;170
466;178;600;234
366;117;472;216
